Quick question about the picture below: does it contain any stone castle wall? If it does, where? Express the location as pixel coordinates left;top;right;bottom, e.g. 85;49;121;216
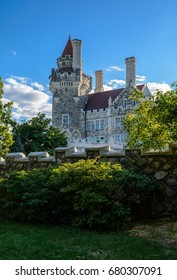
1;143;177;217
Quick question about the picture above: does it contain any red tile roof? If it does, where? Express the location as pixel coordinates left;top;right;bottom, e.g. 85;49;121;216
62;36;73;57
85;85;145;111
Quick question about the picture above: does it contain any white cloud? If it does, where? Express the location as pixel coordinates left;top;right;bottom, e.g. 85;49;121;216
147;82;171;94
31;82;44;91
3;76;52;122
12;76;29;83
103;85;114;91
136;75;146;82
107;79;126;89
106;66;125;72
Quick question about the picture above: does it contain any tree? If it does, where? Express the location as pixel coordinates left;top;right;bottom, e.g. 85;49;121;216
0;77;13;157
11;113;67;155
124;83;177;151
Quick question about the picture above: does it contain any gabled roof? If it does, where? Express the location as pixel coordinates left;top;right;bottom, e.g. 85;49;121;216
85;85;145;111
61;36;73;57
86;88;124;111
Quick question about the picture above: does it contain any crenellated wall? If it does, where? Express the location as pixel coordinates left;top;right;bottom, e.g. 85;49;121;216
1;144;177;217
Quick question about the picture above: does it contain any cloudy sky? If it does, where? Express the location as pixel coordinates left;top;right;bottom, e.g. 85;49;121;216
1;0;176;122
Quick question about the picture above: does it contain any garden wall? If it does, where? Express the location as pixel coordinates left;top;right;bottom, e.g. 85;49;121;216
0;143;177;217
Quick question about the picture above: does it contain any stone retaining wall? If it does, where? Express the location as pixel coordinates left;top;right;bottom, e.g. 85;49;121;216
1;143;177;217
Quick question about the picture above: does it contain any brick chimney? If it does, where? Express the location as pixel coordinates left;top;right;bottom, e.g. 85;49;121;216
125;57;136;87
72;39;82;70
94;70;104;93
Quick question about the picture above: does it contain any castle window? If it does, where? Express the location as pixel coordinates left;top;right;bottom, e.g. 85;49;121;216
100;120;104;130
115;134;125;143
96;120;99;130
91;121;95;132
123;99;127;108
62;114;69;126
68;72;72;76
132;100;136;107
121;134;125;143
86;121;91;131
115;117;121;128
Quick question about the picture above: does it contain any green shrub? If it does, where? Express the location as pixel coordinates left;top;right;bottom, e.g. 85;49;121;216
0;160;158;229
109;168;157;220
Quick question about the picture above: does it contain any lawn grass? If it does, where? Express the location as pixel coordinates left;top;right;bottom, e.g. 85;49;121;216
0;220;177;260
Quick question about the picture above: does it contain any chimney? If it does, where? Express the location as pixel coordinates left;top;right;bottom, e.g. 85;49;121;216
125;57;136;87
72;39;82;70
94;70;104;93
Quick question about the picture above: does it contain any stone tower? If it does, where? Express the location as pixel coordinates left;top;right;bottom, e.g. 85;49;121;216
49;36;92;142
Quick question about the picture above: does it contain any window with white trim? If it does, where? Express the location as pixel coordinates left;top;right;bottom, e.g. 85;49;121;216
62;114;69;126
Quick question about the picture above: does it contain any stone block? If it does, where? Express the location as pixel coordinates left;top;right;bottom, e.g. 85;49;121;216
55;147;75;163
148;157;154;163
159;156;168;163
164;199;175;213
172;168;177;176
165;186;177;198
6;152;26;159
38;156;55;162
165;177;177;187
154;171;168;180
163;163;172;170
28;152;49;158
153;161;161;169
6;152;26;167
28;152;50;164
143;166;154;175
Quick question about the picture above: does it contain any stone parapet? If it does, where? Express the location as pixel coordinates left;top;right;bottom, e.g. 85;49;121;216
1;144;177;217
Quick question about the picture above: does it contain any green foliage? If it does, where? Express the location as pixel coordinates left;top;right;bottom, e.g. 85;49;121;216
124;84;177;150
0;77;13;157
0;160;157;230
10;113;67;155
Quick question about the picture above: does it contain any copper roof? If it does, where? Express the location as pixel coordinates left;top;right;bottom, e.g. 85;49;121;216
61;36;73;57
85;85;145;111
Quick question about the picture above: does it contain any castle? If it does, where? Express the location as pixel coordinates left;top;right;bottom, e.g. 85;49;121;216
49;36;151;146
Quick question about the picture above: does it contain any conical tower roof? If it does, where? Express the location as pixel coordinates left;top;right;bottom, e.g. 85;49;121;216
61;36;73;57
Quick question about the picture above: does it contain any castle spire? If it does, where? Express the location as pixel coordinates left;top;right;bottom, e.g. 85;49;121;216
61;36;73;57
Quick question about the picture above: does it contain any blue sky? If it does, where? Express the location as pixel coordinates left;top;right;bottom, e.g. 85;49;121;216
1;0;177;121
